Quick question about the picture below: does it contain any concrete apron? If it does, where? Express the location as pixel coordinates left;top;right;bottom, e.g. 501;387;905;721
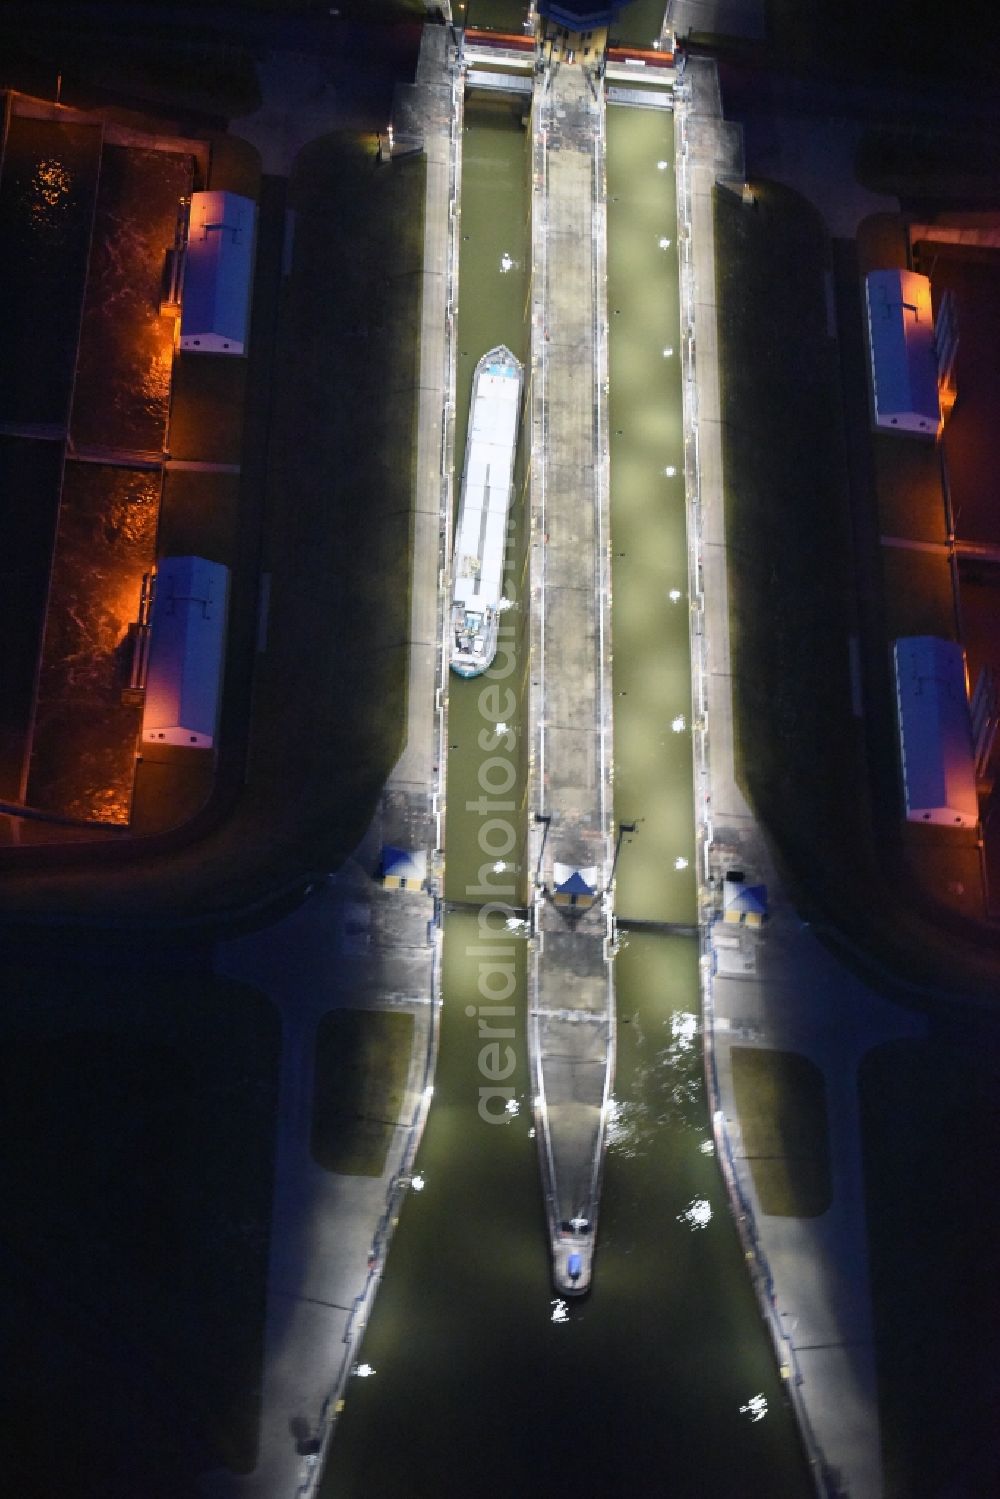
526;59;616;1300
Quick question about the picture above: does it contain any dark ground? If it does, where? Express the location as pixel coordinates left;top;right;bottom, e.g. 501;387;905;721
860;1025;1000;1499
0;944;280;1498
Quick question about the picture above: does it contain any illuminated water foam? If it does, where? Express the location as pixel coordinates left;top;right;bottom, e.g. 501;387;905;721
740;1393;768;1423
677;1197;712;1231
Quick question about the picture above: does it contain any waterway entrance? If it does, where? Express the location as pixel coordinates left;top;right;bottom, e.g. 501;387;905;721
325;919;809;1497
321;74;811;1499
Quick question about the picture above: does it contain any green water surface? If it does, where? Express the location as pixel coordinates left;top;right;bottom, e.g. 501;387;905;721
445;95;532;905
608;105;696;925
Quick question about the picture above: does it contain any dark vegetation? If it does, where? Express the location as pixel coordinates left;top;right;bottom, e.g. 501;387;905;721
236;0;424;15
243;133;424;879
311;1009;415;1176
855;127;1000;208
714;182;865;918
730;1048;831;1217
767;0;1000;84
0;951;279;1496
0;0;426;122
691;0;1000;90
0;14;261;119
860;1032;1000;1498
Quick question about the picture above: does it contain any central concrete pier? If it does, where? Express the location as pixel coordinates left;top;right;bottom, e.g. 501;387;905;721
527;59;615;1298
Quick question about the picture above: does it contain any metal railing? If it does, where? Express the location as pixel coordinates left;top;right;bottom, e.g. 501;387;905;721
674;84;839;1499
293;33;462;1495
294;908;444;1497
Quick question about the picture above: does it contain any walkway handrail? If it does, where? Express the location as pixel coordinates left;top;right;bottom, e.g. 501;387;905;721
294;909;444;1497
674;83;839;1499
291;32;463;1494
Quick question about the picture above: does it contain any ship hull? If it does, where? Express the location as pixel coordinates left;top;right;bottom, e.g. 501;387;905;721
450;345;523;677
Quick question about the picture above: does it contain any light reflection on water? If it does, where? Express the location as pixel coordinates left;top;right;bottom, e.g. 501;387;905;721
102;473;162;548
26;157;74;239
21;143;194;822
741;1393;770;1423
607;1005;705;1160
677;1196;713;1230
0;117;102;424
72;145;192;453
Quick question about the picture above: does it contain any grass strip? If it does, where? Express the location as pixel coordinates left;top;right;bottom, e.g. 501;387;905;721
311;1008;415;1176
731;1046;832;1217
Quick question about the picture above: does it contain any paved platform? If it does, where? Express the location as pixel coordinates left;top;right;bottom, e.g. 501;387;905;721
678;57;921;1497
527;61;615;1296
200;27;455;1498
205;874;438;1499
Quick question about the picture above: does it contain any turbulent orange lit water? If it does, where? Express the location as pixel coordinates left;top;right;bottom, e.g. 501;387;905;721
4;124;194;823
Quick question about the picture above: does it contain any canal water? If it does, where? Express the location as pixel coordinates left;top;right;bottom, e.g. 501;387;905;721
613;0;671;48
443;94;532;907
464;0;530;33
26;461;159;823
322;92;811;1496
608;104;696;927
1;121;195;823
71;143;193;453
326;916;808;1497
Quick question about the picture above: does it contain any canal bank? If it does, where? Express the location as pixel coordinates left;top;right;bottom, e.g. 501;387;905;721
324;912;810;1497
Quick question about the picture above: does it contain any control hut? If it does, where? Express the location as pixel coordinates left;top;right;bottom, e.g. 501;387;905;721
893;635;978;827
142;556;229;750
865;269;940;435
181;190;256;355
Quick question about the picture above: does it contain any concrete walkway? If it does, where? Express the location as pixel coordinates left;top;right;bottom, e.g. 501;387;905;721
200;26;455;1499
678;57;922;1497
527;60;616;1296
202;877;436;1499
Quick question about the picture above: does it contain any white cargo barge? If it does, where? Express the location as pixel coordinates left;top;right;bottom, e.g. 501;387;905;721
450;344;523;678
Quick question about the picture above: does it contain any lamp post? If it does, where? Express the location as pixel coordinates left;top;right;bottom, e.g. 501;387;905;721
533;812;551;888
607;820;638;893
